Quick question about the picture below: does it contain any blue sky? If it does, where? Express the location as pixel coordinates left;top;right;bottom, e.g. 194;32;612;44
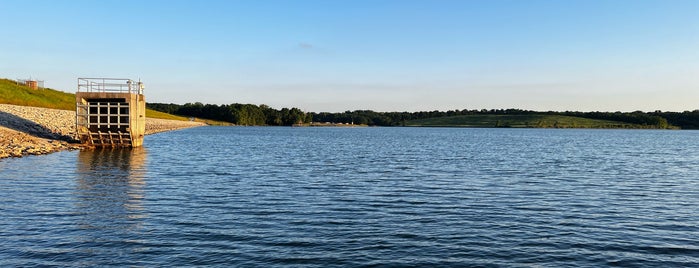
1;0;698;112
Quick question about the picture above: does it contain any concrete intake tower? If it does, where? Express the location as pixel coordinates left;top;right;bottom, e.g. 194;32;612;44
75;78;146;147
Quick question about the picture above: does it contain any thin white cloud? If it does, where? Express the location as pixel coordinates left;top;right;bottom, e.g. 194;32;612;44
298;42;313;49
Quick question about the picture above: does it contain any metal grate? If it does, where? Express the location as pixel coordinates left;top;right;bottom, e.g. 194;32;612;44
77;100;132;146
75;77;145;147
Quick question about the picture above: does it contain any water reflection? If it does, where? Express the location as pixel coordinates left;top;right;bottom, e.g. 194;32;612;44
75;147;148;231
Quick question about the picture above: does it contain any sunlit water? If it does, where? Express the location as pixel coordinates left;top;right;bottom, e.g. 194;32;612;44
1;127;699;267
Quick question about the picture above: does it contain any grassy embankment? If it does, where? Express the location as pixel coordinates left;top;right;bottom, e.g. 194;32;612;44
0;78;227;124
405;114;649;128
0;79;75;110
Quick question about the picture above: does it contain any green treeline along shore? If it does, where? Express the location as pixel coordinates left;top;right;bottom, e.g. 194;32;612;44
148;102;699;129
3;78;699;129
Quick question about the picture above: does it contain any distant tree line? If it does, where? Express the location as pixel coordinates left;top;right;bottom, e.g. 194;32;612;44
556;111;670;129
147;102;311;126
311;109;688;129
147;103;699;129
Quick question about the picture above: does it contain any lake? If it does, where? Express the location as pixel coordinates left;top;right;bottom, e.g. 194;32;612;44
1;127;698;267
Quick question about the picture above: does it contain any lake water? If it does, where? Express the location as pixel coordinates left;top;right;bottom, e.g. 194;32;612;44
1;127;699;267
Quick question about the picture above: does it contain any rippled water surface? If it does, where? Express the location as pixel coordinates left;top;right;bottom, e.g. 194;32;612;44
2;127;699;267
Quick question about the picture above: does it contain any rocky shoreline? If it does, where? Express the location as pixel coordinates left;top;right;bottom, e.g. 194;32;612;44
0;104;205;159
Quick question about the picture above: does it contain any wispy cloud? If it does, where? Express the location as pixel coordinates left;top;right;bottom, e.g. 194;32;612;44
298;42;313;49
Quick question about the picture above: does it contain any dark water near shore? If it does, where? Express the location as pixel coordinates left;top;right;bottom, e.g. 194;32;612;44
2;127;699;267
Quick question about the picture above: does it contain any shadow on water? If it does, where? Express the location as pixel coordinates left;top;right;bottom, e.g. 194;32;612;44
72;147;149;265
0;111;75;141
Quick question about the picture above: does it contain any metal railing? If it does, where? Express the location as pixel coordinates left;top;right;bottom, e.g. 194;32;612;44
77;78;144;94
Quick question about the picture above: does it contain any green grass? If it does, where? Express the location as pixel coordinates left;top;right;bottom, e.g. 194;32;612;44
0;78;200;121
145;109;190;121
145;109;230;124
405;114;646;128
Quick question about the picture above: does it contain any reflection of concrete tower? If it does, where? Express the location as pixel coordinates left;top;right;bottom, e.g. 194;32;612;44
75;78;146;147
75;148;148;231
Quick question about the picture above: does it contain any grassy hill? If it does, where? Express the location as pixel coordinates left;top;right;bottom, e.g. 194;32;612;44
0;78;75;110
405;114;647;128
0;78;190;121
145;109;231;125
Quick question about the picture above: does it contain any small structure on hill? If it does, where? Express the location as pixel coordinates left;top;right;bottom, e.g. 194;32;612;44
17;78;44;89
75;78;146;147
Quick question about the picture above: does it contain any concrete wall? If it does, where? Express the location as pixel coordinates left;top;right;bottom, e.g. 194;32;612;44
76;92;146;147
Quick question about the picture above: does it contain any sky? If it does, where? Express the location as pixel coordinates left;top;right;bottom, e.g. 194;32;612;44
1;0;698;112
